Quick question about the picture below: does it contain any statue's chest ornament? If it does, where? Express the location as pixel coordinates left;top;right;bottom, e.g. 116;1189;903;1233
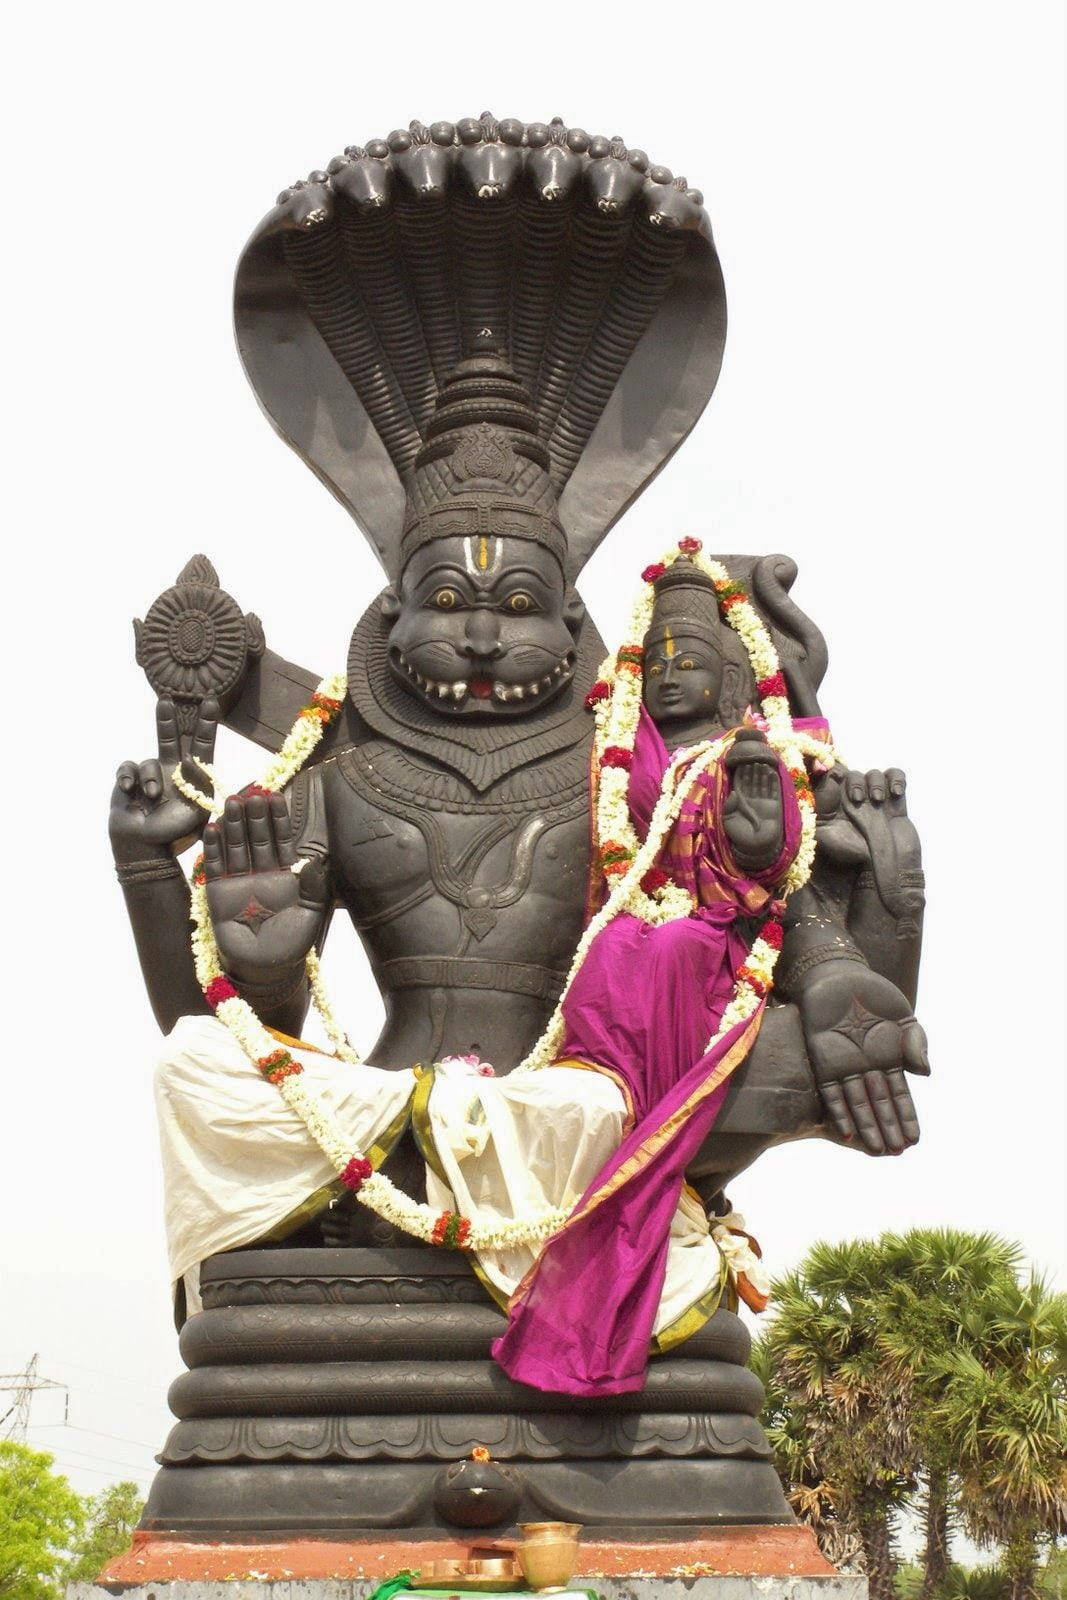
333;747;584;938
421;813;548;940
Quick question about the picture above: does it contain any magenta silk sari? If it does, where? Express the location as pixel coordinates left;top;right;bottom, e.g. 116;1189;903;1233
491;710;805;1396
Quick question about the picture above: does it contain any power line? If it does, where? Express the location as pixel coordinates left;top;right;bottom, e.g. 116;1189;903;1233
0;1354;68;1440
25;1359;162;1409
32;1422;159;1451
50;1456;152;1485
40;1357;155;1387
37;1441;153;1474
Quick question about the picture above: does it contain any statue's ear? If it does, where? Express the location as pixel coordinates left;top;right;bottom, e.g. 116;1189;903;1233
563;587;586;636
380;585;401;622
720;660;745;727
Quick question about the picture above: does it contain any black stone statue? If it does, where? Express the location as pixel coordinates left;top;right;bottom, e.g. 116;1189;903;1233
110;115;928;1539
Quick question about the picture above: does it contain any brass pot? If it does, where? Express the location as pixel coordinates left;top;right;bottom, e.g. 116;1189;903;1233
517;1522;582;1591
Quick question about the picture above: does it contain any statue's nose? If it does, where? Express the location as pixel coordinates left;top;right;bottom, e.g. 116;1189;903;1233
463;609;503;660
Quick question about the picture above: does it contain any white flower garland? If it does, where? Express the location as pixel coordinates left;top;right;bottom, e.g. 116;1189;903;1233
511;541;830;1071
181;676;569;1252
179;550;832;1269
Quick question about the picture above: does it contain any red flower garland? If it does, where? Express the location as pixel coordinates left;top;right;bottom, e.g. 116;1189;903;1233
677;536;703;554
756;672;788;700
584;680;611;710
642;561;667;583
341;1156;373;1192
600;745;633;770
203;976;238;1010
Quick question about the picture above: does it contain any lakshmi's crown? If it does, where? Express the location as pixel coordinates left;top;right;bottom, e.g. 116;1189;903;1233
645;558;725;656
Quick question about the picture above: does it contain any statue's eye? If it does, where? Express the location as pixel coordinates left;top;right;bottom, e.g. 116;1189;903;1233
505;593;533;614
679;658;695;671
647;663;664;676
433;589;458;610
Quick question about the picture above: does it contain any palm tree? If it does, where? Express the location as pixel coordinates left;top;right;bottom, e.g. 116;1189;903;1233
940;1565;1012;1600
931;1274;1067;1600
756;1231;1065;1600
752;1338;865;1571
756;1237;917;1600
875;1229;1025;1598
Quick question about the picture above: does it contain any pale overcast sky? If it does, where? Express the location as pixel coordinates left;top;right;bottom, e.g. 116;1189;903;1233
3;2;1064;1522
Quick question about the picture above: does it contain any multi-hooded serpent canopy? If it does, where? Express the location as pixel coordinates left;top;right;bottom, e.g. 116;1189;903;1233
234;114;728;582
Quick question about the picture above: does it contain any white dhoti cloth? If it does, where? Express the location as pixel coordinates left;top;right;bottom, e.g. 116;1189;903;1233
156;1016;727;1340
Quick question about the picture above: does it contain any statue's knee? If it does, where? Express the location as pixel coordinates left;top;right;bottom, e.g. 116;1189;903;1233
153;1014;216;1092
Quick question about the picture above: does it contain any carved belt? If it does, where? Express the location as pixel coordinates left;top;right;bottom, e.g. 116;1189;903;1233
375;956;566;1002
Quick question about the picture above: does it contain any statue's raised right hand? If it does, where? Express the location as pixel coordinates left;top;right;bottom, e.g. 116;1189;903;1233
110;698;219;863
204;794;329;984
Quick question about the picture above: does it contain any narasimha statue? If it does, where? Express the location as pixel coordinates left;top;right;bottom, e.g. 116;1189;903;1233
110;114;928;1538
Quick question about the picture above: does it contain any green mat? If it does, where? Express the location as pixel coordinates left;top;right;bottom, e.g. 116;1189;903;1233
366;1582;597;1600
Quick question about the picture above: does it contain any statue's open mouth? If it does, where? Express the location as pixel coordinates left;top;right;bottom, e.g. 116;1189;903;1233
392;648;577;706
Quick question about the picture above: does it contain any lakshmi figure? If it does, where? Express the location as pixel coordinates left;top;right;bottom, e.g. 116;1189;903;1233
490;549;832;1393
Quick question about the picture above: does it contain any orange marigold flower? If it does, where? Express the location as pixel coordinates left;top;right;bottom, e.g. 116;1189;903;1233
267;1061;304;1085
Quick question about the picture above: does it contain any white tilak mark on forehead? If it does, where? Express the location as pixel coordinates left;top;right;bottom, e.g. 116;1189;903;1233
463;535;503;577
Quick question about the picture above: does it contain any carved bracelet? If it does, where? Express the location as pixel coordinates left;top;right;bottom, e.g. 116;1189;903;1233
776;943;868;992
231;968;309;1008
116;857;184;886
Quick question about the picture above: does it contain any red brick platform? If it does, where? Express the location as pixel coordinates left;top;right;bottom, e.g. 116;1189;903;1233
99;1526;836;1584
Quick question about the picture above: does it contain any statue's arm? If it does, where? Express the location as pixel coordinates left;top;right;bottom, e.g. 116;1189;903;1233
110;699;219;1034
774;766;930;1155
115;860;208;1033
111;699;335;1038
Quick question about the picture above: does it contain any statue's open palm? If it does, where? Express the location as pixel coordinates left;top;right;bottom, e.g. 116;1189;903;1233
723;730;784;869
204;794;329;983
798;962;929;1155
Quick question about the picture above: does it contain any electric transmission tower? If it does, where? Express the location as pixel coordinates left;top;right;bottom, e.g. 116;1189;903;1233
0;1354;68;1440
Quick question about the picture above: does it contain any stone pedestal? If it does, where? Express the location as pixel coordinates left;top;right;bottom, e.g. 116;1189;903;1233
144;1247;791;1536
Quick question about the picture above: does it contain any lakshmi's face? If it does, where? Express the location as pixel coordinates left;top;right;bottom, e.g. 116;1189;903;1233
383;536;583;717
642;632;724;725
